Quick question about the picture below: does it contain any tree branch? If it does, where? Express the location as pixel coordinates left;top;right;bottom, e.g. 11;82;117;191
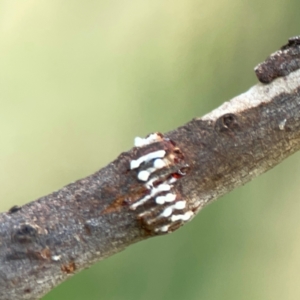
1;37;300;300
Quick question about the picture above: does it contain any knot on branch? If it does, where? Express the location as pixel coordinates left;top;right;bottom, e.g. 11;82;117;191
255;36;300;84
13;223;39;244
215;113;240;133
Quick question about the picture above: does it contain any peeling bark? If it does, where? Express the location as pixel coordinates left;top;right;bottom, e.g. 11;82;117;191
1;37;300;300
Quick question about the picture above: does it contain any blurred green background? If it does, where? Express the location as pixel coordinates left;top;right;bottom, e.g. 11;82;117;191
1;1;300;299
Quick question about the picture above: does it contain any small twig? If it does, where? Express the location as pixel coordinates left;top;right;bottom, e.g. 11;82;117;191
1;37;300;300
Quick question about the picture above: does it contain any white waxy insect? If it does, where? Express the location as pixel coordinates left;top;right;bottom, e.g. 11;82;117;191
153;158;167;169
155;193;177;205
131;183;172;209
171;211;193;222
174;201;186;210
130;194;152;210
155;225;170;232
134;137;147;147
161;207;173;217
130;150;166;169
155;193;176;204
164;193;177;202
159;201;186;219
137;170;151;181
156;184;171;192
168;177;178;184
160;225;170;232
134;133;161;147
130;133;192;234
145;133;161;143
137;167;157;182
155;196;166;205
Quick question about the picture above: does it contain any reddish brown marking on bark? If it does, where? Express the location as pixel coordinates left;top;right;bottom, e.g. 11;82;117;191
168;222;182;232
11;279;18;286
102;186;148;214
61;261;76;274
40;248;51;260
172;173;182;179
84;223;92;235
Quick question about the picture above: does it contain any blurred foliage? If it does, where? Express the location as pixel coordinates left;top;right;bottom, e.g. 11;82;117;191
1;0;300;299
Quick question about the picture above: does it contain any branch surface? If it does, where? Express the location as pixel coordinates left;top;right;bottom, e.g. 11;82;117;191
1;37;300;300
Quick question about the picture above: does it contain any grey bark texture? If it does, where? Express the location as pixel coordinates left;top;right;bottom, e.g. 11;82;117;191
1;37;300;300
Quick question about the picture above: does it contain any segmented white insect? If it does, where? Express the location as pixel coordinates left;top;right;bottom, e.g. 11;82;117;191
130;150;166;170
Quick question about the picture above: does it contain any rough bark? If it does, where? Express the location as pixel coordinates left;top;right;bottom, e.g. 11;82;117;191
1;37;300;300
